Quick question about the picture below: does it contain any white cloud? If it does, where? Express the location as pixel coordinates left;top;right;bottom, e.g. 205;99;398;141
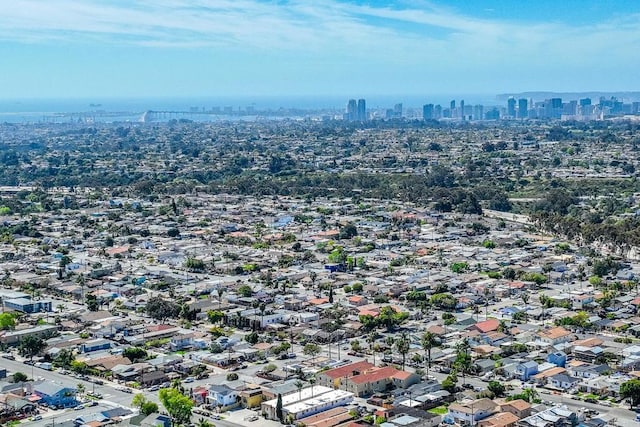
0;0;639;69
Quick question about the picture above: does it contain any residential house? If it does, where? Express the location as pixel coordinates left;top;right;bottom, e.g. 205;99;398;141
536;327;573;346
547;351;567;368
170;332;203;351
518;405;576;427
240;387;263;409
573;346;604;363
499;399;531;419
470;319;500;334
569;364;610;379
548;373;581;390
514;361;538;381
448;398;498;425
0;394;38;419
32;382;77;408
477;412;519;427
207;384;239;409
317;361;374;389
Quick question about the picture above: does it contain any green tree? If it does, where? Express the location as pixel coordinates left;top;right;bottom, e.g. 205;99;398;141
13;372;28;383
18;335;46;361
146;296;181;320
303;343;321;363
276;393;284;422
123;347;148;363
245;331;259;344
54;348;76;368
86;294;99;311
0;312;16;330
159;388;193;426
197;418;213;427
621;379;640;408
442;373;457;393
132;393;147;409
238;285;253;297
488;381;505;397
339;223;358;240
141;401;159;416
207;310;225;324
378;306;408;331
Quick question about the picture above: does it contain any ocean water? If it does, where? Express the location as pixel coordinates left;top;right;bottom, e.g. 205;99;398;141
0;94;499;123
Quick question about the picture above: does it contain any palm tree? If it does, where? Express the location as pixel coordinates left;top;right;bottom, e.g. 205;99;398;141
421;332;438;377
294;380;304;400
483;287;491;318
366;332;377;365
76;383;85;396
259;303;266;330
454;338;472;384
394;332;410;371
197;418;213;427
522;387;539;403
217;287;225;309
77;274;86;302
521;292;530;305
308;377;316;398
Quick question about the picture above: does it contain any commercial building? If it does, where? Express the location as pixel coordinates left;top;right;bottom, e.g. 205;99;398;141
3;298;52;313
261;385;353;421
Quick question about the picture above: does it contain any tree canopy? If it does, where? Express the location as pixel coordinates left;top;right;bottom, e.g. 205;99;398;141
159;388;193;425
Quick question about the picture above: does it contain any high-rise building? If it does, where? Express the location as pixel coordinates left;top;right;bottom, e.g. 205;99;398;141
518;98;528;119
357;99;367;121
423;104;434;120
346;99;357;121
473;105;484;121
434;105;442;119
507;97;516;118
394;103;403;118
459;100;465;120
580;98;592;106
450;100;456;118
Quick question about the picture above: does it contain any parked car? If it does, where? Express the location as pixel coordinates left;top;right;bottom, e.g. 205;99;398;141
148;385;160;391
184;377;195;383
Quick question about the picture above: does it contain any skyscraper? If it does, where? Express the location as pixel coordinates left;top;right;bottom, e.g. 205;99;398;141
346;99;357;121
394;103;403;118
518;98;528;119
459;100;465;120
450;100;456;118
423;104;434;120
357;99;367;121
507;97;516;118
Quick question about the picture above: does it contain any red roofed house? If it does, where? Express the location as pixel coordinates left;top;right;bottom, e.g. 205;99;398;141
317;361;374;389
318;362;420;397
471;318;500;334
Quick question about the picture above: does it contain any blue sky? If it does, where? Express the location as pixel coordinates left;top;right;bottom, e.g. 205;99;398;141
0;0;638;100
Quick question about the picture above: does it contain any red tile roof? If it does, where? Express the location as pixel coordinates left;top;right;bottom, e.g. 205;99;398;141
322;361;374;380
473;318;500;333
